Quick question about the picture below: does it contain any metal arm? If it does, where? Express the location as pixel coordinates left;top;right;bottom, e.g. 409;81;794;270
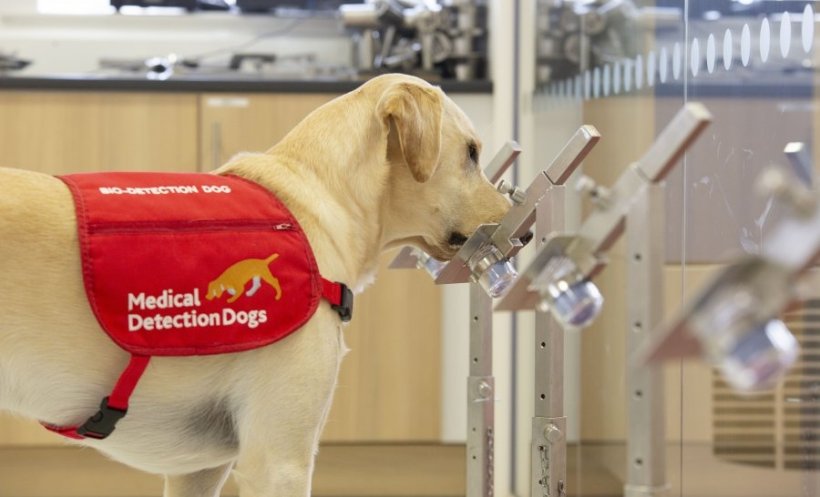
496;103;712;314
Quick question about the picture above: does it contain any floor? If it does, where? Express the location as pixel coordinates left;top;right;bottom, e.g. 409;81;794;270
4;443;805;497
0;444;466;497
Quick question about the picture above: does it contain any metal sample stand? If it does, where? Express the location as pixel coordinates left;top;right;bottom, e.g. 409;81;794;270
477;126;601;497
624;184;667;497
531;126;600;497
390;141;522;497
498;103;713;497
455;130;600;497
468;283;495;497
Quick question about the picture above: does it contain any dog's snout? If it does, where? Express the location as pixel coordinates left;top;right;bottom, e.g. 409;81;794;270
518;230;534;247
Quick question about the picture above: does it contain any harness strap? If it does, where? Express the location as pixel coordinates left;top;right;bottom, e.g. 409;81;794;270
42;354;150;440
42;281;352;441
322;278;354;322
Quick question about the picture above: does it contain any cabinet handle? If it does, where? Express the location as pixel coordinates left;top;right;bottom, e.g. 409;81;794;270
211;121;222;171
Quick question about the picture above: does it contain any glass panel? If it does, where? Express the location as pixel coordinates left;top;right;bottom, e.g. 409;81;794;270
530;1;820;496
682;1;816;496
532;2;687;496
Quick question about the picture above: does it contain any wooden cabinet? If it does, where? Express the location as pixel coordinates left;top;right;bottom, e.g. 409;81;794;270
0;90;200;446
199;93;337;171
0;89;442;446
0;91;199;173
198;94;442;441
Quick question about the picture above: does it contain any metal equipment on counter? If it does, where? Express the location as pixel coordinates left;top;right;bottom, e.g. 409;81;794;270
535;0;680;86
97;51;351;80
498;102;712;497
340;0;487;80
642;145;820;392
0;52;31;73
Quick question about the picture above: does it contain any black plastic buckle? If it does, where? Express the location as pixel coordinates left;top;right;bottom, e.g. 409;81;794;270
330;283;354;322
76;397;128;440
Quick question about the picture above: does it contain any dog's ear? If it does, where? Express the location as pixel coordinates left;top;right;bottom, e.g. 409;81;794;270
376;81;443;183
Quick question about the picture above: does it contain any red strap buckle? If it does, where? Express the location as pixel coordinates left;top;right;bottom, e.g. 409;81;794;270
321;279;353;322
76;397;128;440
42;354;150;440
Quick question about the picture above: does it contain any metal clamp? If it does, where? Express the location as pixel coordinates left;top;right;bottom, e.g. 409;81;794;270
435;127;600;291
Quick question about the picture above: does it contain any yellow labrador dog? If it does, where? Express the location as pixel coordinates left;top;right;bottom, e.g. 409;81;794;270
0;74;509;497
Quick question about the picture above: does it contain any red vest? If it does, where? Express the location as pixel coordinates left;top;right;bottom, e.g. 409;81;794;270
43;172;352;440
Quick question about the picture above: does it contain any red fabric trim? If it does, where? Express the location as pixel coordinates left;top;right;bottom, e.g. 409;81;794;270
41;423;84;440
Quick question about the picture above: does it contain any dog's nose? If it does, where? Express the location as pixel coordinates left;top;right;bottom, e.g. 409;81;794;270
448;232;469;247
518;230;534;247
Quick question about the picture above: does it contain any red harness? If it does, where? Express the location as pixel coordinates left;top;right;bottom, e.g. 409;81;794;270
43;172;352;440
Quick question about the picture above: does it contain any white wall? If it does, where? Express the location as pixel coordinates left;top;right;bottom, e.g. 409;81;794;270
0;4;351;76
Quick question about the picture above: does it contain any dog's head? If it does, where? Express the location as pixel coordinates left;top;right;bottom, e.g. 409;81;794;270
374;75;511;261
205;281;223;301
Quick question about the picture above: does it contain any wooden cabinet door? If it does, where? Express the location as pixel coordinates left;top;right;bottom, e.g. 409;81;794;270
0;91;199;446
199;93;337;171
200;94;442;441
0;91;199;173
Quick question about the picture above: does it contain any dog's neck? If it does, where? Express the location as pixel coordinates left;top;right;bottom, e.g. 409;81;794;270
219;98;395;292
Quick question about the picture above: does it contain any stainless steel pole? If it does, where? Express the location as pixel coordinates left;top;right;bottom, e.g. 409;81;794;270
532;185;568;497
624;185;668;497
467;284;495;497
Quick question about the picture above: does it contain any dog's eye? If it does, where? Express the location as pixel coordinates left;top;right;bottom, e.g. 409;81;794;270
468;143;479;165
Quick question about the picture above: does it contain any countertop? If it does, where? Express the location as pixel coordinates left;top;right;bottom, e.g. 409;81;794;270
0;74;494;94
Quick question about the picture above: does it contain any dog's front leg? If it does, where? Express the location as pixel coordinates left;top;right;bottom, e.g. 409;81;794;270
233;444;315;497
163;462;234;497
230;312;343;497
231;397;327;497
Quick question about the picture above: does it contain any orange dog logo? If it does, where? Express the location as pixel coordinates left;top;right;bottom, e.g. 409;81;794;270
206;253;283;304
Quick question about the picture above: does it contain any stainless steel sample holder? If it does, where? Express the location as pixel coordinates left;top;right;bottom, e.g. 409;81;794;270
498;103;713;497
484;125;604;497
390;141;521;497
390;129;602;497
527;125;600;497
